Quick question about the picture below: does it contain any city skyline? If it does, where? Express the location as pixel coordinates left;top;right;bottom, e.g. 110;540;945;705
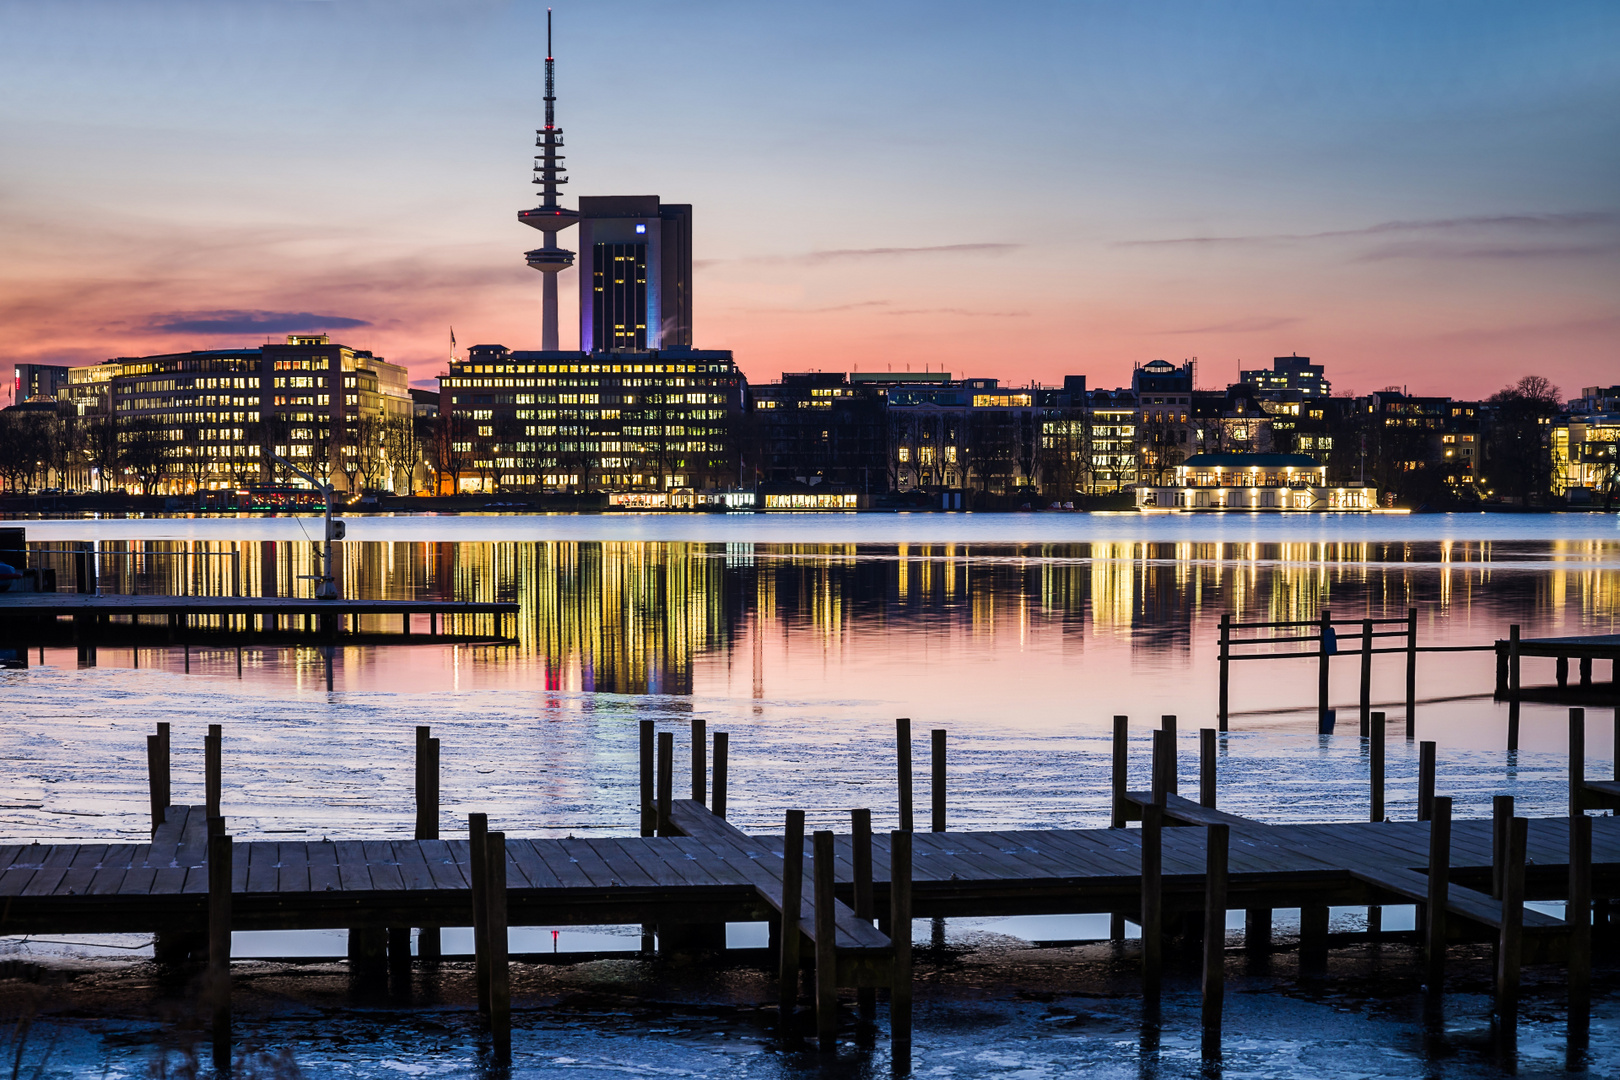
2;2;1616;400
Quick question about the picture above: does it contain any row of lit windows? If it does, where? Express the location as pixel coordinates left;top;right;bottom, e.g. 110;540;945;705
452;363;731;375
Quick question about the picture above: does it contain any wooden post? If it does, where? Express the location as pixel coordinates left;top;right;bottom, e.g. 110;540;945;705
779;810;806;1024
1557;656;1570;687
1151;729;1171;806
639;720;655;836
1578;656;1593;686
1508;623;1520;698
185;643;191;674
1491;795;1513;899
1140;802;1163;998
852;808;875;1017
1405;607;1418;738
656;731;673;837
1245;908;1271;955
813;830;838;1051
235;645;242;678
713;732;729;818
1570;707;1586;818
1425;796;1452;991
1318;609;1332;732
1569;812;1592;1003
896;718;913;833
691;716;707;805
1111;715;1129;828
1418;741;1436;821
889;829;913;1049
147;724;170;833
1218;613;1231;732
1495;816;1526;1019
930;728;946;833
205;723;222;820
1202;823;1229;1058
1359;618;1373;737
1199;727;1216;809
1495;641;1508;697
1299;904;1329;973
468;813;490;1016
1369;711;1384;823
208;830;232;1071
416;728;441;961
1160;715;1178;796
486;831;511;1060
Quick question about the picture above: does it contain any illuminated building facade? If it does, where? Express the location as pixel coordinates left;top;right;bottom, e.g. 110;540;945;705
1240;355;1331;399
13;363;70;404
439;346;743;493
66;335;411;492
1136;452;1376;510
576;196;693;352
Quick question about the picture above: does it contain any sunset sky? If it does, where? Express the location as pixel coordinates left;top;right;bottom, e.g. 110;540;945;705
2;1;1616;400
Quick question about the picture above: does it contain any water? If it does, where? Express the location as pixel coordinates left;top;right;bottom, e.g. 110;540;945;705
3;513;1618;1077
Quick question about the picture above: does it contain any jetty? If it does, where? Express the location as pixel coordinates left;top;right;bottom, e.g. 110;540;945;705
2;711;1614;1069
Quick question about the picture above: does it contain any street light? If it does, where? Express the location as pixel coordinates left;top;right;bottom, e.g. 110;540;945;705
272;455;344;600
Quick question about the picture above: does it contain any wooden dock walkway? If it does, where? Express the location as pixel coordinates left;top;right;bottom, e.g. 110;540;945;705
0;593;519;646
3;714;1615;1066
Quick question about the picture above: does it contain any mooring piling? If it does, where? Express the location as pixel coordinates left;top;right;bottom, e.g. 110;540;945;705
415;726;441;962
1570;707;1586;818
1111;715;1129;829
1359;618;1373;736
1418;741;1436;821
1159;716;1178;796
852;808;876;1018
1369;711;1385;822
1570;811;1592;1003
205;723;221;820
486;830;511;1060
1218;613;1231;732
1492;795;1514;899
931;728;946;833
146;723;170;833
896;718;913;833
1405;608;1418;737
656;732;674;837
713;732;729;819
1140;801;1163;998
1151;728;1172;805
1318;609;1332;731
890;829;914;1047
1199;728;1217;809
691;717;707;805
639;720;655;836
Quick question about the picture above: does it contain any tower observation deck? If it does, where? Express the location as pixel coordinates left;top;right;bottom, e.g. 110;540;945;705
517;9;577;351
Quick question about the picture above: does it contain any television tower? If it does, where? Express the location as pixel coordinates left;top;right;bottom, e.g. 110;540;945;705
517;9;578;351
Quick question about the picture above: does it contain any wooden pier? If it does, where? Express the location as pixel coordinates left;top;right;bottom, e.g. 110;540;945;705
0;593;520;647
1497;625;1620;704
2;712;1615;1066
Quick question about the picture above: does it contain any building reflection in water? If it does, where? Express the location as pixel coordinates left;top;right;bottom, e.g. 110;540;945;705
29;538;1620;697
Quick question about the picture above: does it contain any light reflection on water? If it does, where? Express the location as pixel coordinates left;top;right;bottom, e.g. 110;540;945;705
5;521;1620;1078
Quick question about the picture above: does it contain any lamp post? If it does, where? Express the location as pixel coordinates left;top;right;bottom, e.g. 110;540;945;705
272;455;343;600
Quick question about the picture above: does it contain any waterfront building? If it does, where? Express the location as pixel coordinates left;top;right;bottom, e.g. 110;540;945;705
1240;355;1331;399
748;372;887;491
576;196;693;352
1551;409;1619;500
437;345;743;494
65;335;412;493
12;363;70;404
1086;388;1139;493
1133;360;1195;486
1135;451;1376;510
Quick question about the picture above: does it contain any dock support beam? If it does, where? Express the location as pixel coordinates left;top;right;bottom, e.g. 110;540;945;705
1111;715;1128;829
779;809;806;1028
1405;607;1417;737
147;722;170;834
713;732;728;818
656;732;673;837
852;809;875;1019
1417;741;1436;821
415;727;440;962
691;717;706;805
205;724;221;820
1218;613;1230;732
1140;801;1163;999
1359;618;1373;736
1494;815;1526;1019
1570;707;1586;818
468;813;490;1016
639;720;655;836
486;831;511;1062
1491;795;1513;899
1425;796;1453;992
889;830;914;1053
813;830;838;1051
1202;823;1229;1059
1318;609;1332;732
208;829;232;1072
1369;711;1385;822
1200;727;1217;809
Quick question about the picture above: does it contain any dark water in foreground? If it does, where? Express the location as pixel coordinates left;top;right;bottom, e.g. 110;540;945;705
3;516;1619;1076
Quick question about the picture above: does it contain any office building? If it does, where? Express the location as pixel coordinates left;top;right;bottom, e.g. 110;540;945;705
1241;355;1331;399
66;335;411;492
577;196;693;352
438;346;743;493
1136;452;1374;510
749;373;887;490
13;363;70;403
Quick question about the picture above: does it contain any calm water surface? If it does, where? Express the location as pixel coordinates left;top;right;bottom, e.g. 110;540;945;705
4;513;1618;1078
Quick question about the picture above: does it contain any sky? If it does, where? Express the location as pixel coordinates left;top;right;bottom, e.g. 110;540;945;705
1;0;1617;400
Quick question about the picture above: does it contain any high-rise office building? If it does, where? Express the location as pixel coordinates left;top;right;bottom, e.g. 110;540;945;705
1241;355;1330;398
13;363;70;403
577;196;693;352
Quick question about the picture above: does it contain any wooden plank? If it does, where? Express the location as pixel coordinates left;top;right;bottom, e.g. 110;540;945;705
87;865;129;895
307;843;342;893
245;842;280;893
42;844;77;869
599;838;684;888
556;837;622;889
362;841;405;892
150;866;187;896
504;839;562;890
334;841;372;892
986;831;1110;880
666;836;741;887
277;842;311;893
116;866;156;895
0;865;39;897
0;846;25;874
417;839;465;892
391;841;436;892
21;867;68;897
577;839;657;888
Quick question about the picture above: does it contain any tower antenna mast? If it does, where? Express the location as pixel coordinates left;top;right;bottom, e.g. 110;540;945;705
518;6;578;351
